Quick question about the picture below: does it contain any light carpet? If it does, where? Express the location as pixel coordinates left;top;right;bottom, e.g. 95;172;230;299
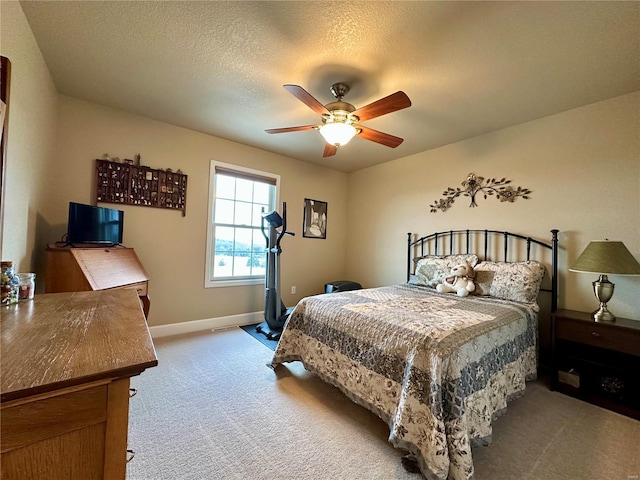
127;328;640;480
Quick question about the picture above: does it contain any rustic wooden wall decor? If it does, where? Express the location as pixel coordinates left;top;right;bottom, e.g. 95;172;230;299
430;173;531;213
95;159;188;216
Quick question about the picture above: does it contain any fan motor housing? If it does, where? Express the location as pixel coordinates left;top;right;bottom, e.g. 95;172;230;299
321;110;359;126
324;100;356;113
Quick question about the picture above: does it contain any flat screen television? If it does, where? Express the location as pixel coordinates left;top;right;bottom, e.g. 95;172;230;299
67;202;124;245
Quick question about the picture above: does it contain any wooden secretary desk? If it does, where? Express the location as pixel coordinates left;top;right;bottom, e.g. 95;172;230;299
45;245;150;317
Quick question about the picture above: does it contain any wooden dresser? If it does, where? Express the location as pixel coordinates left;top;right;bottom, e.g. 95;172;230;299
45;245;150;317
0;289;158;480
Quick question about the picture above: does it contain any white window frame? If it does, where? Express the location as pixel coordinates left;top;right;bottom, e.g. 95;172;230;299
205;161;280;288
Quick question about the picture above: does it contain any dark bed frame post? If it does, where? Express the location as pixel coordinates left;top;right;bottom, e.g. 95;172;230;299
551;229;559;312
407;232;412;282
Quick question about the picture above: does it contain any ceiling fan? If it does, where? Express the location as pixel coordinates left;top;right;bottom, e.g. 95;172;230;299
265;83;411;157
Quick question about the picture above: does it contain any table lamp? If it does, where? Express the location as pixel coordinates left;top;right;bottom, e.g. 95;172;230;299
569;240;640;322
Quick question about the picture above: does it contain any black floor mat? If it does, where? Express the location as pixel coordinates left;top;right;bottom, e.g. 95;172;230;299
240;324;278;351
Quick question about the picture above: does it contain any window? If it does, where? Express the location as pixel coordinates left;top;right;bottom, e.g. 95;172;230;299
205;161;279;287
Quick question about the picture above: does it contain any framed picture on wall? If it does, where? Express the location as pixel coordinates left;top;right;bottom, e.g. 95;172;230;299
302;198;327;239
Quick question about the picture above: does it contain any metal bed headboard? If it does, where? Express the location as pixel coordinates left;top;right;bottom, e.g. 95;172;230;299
407;229;559;311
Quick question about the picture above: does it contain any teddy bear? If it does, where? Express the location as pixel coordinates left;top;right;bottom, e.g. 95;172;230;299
436;262;476;297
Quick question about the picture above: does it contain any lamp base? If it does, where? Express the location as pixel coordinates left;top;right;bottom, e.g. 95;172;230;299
592;304;616;322
592;275;616;322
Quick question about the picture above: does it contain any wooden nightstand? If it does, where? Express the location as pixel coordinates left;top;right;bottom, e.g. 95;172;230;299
551;309;640;419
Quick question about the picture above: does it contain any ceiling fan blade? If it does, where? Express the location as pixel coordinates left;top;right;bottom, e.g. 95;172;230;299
323;143;338;157
357;126;404;148
353;91;411;121
265;125;317;134
283;85;329;115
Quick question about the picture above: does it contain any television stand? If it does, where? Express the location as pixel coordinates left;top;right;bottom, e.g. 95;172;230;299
45;244;150;318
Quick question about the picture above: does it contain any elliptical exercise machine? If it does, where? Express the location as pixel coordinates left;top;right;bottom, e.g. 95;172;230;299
255;202;295;341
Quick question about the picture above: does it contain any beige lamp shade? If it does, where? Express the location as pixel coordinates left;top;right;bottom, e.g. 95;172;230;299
569;241;640;275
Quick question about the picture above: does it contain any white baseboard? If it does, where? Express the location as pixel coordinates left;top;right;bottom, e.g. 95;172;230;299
149;311;263;338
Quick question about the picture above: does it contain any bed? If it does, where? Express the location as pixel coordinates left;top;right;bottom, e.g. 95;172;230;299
271;229;559;480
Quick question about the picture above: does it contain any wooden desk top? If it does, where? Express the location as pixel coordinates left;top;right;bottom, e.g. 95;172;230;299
1;289;158;403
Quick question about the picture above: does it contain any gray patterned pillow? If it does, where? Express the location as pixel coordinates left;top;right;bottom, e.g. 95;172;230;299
473;261;546;304
409;254;479;288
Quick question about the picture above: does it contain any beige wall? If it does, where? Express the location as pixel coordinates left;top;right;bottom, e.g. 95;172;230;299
346;92;640;321
0;1;58;272
50;96;348;326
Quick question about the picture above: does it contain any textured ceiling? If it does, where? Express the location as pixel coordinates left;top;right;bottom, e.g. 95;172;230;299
20;1;640;172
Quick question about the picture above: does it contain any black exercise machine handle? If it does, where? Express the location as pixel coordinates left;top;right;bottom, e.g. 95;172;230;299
261;207;269;247
275;202;295;250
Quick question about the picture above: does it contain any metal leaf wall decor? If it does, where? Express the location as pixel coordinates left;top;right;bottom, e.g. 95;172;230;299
430;173;532;213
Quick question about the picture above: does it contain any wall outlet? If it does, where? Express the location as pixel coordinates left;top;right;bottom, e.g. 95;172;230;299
291;286;296;294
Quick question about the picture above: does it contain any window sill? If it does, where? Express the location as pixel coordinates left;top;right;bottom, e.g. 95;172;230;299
205;278;264;288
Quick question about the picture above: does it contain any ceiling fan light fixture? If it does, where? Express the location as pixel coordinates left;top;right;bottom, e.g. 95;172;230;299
267;84;411;156
319;122;357;146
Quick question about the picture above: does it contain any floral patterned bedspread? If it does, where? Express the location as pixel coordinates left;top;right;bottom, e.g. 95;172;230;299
271;284;538;480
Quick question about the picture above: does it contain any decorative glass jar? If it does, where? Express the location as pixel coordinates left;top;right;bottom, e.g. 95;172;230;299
18;273;36;300
1;261;20;305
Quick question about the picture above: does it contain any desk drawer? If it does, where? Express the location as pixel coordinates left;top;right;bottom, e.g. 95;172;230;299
556;319;640;356
1;385;108;452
